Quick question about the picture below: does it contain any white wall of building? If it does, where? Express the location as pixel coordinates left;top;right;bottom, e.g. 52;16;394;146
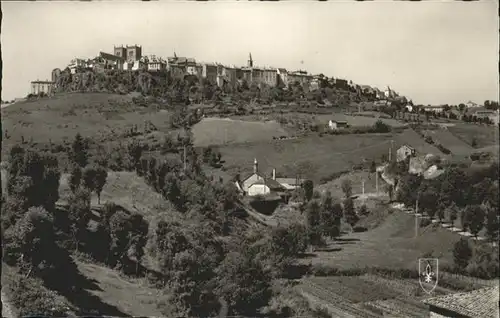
247;184;271;196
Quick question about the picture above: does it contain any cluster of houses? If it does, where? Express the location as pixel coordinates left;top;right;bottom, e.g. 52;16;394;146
52;45;317;90
34;44;406;99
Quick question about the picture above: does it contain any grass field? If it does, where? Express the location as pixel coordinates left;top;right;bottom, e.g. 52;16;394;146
302;210;461;270
74;260;164;316
1;93;172;158
393;128;446;157
191;117;289;147
59;171;180;224
218;133;396;183
315;113;407;128
423;128;474;157
448;123;499;148
316;170;386;198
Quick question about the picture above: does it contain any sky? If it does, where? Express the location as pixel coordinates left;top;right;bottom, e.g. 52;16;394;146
2;1;498;105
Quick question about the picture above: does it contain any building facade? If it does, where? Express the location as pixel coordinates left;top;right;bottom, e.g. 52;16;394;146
288;71;312;86
202;63;218;84
121;45;142;63
144;55;167;72
99;52;125;70
396;144;416;162
31;80;54;95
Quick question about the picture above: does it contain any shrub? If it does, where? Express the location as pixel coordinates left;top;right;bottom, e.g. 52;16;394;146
8;274;74;317
372;120;391;133
419;218;432;227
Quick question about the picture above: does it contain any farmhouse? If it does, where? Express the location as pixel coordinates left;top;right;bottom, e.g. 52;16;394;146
235;159;303;197
328;120;349;130
236;159;286;197
472;109;499;125
423;285;499;318
396;144;416;162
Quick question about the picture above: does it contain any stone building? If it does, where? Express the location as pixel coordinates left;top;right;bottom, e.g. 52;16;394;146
114;45;142;63
31;80;54;95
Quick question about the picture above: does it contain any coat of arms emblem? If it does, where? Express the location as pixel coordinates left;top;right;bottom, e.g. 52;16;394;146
418;258;439;294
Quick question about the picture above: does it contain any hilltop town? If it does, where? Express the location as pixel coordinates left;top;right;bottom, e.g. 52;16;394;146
2;43;499;318
31;44;404;101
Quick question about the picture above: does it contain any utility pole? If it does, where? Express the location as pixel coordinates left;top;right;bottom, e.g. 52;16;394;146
389;140;394;162
415;197;420;239
362;180;365;196
183;145;187;172
375;172;379;194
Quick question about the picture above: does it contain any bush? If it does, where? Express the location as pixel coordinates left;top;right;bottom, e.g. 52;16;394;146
420;218;432;227
352;226;368;233
372;120;391;133
8;274;74;317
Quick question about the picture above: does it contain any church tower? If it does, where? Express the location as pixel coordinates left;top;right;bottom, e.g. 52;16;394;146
247;53;253;68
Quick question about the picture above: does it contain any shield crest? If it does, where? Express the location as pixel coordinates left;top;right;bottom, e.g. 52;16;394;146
418;258;439;294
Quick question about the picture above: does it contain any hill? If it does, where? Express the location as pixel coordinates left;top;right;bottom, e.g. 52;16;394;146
1;93;172;158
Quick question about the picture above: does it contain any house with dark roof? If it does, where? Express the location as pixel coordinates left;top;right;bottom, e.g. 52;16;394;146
236;159;286;197
423;285;499;318
235;159;304;200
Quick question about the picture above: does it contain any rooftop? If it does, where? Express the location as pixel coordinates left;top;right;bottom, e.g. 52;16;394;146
423;285;499;318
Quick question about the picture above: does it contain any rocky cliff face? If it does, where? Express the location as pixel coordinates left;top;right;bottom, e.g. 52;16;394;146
54;69;162;95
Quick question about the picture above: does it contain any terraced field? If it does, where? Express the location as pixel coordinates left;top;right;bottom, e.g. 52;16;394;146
364;297;430;317
298;274;466;317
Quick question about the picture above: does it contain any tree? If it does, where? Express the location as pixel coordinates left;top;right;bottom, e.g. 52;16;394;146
69;133;89;168
6;145;27;196
370;161;376;173
372;120;391;133
386;184;394;202
453;238;472;272
418;185;439;219
358;204;369;216
305;200;323;248
67;188;92;251
341;179;353;199
343;198;358;228
108;211;132;267
466;205;485;239
5;207;59;276
485;203;499;242
302;180;314;202
128;213;149;274
320;192;343;239
215;250;272;317
460;207;470;233
81;165;97;191
126;139;144;172
445;203;459;228
93;165;108;204
69;166;82;194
